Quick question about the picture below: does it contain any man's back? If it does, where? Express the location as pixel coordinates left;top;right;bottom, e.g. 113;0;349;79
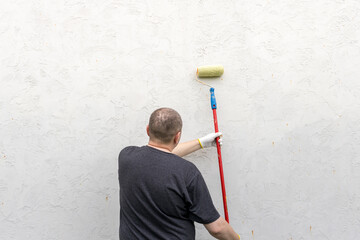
119;146;219;240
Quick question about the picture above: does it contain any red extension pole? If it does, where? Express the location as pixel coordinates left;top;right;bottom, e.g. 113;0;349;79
210;88;229;223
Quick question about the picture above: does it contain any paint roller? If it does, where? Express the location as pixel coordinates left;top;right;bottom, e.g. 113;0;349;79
196;65;229;223
197;65;224;78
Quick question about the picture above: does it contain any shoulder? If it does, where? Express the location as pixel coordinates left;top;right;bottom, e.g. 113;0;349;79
120;146;139;154
145;148;200;177
118;146;143;159
169;153;198;169
171;156;202;183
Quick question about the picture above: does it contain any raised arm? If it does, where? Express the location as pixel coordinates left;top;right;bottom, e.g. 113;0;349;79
172;139;201;157
172;132;222;157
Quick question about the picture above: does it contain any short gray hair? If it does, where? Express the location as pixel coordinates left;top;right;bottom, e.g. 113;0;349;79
148;108;182;143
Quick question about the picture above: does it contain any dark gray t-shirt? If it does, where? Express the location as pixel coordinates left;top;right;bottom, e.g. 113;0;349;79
119;146;220;240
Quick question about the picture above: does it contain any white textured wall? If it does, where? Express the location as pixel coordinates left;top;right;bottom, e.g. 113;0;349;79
1;0;360;239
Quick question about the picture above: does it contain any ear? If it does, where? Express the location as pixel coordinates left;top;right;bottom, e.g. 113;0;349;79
146;125;150;137
174;131;181;144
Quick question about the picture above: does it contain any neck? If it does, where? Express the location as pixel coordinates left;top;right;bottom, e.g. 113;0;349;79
147;141;174;153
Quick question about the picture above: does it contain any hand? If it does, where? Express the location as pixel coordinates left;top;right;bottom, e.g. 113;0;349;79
198;132;223;148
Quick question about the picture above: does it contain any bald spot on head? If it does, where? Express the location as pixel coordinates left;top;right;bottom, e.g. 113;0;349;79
148;108;182;144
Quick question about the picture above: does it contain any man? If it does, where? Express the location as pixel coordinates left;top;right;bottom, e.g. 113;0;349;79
119;108;239;239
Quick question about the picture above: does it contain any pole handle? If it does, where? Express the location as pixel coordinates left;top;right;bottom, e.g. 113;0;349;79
210;88;217;109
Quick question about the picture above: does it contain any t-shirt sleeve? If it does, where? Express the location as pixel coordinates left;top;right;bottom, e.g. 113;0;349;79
186;171;220;224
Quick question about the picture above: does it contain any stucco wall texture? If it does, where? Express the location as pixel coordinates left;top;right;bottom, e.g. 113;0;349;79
1;0;360;239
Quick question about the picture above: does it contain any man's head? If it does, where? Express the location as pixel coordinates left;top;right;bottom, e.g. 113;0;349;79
147;108;182;146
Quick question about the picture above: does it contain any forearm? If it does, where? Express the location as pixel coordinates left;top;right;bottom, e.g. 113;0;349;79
210;224;239;240
205;217;240;240
172;139;202;157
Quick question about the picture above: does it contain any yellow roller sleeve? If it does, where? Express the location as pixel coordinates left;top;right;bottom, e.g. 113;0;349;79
197;65;224;78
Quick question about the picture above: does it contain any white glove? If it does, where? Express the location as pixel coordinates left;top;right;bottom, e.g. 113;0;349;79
198;132;223;148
